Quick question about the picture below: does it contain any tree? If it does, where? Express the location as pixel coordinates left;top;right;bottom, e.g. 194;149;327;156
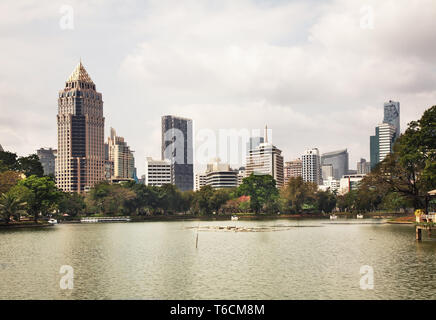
86;182;136;215
192;185;215;215
17;175;61;221
315;190;337;213
0;192;27;224
0;170;22;194
0;151;18;172
280;176;317;213
237;174;278;214
209;188;231;214
58;192;86;217
17;154;44;177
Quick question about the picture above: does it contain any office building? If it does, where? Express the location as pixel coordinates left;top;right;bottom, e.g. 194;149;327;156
161;115;194;191
357;158;371;174
383;100;400;140
284;159;302;185
319;176;340;193
37;148;57;176
145;157;172;187
370;101;400;170
321;149;349;180
106;128;135;180
237;167;246;186
195;173;207;191
302;148;322;185
56;61;105;193
321;164;334;181
204;159;238;189
246;136;264;155
245;126;284;188
339;174;366;195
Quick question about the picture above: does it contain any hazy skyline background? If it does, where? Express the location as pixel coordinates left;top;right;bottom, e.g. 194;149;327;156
1;0;435;176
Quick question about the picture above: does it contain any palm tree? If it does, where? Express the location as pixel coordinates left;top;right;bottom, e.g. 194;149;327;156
0;193;27;224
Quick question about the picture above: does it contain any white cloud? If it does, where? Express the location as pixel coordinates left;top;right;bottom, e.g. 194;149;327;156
0;0;435;175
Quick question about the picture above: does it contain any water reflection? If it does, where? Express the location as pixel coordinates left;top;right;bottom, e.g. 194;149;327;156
0;220;434;300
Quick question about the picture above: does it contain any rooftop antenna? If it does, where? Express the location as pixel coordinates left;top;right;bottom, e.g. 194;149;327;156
264;124;268;143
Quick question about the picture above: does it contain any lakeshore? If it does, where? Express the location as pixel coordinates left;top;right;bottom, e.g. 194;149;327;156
0;212;415;228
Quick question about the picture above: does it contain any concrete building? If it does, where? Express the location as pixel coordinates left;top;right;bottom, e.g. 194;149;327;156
321;149;349;181
284;159;302;185
245;126;284;188
162;115;194;191
237;167;246;186
37;148;57;176
56;61;105;193
194;173;207;191
145;157;172;187
106;128;135;181
302;148;322;185
319;176;340;193
339;174;366;195
204;159;238;189
357;158;371;175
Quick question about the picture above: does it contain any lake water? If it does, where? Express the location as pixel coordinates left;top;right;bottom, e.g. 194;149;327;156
0;219;435;300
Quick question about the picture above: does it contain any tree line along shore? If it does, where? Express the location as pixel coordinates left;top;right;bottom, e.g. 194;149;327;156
0;106;434;226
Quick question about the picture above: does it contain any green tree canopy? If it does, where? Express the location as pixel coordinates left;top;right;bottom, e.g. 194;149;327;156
237;174;278;214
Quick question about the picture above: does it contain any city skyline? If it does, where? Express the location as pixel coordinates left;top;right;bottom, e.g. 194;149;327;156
1;1;435;177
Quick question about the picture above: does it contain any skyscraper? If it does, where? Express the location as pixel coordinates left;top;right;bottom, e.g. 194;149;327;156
369;101;400;170
245;125;284;188
37;148;57;176
302;148;322;185
106;128;135;181
161;115;194;191
321;149;349;180
370;122;396;169
383;100;400;140
56;61;105;193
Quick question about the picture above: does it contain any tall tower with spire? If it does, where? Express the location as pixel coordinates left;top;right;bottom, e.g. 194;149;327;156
56;61;105;193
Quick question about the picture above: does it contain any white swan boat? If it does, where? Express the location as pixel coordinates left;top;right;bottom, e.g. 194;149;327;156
231;215;239;221
48;218;58;224
356;214;364;219
329;214;338;220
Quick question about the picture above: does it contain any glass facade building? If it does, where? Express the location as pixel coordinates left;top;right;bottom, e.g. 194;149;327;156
320;149;349;180
161;115;194;191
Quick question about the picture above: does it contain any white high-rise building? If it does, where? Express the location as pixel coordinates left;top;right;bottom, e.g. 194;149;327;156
194;173;207;191
245;125;284;188
302;148;322;185
145;157;172;187
378;123;396;162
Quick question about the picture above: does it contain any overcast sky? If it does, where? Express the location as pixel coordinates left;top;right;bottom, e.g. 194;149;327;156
1;0;435;176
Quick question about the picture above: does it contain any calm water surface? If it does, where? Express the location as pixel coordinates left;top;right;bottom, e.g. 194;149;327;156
0;219;434;300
